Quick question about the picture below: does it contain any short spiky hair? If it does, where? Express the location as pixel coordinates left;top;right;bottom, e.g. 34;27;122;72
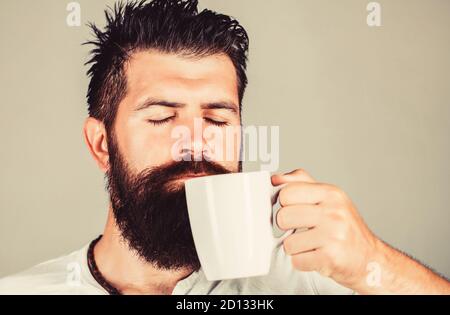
84;0;249;131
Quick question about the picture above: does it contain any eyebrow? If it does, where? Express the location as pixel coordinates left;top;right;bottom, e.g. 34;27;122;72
134;97;238;113
201;101;238;113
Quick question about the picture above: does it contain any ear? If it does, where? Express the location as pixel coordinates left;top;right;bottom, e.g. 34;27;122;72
83;117;110;173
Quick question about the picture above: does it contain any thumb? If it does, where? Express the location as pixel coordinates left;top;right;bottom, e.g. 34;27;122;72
271;168;316;186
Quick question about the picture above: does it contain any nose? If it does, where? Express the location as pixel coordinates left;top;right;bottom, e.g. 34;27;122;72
178;147;210;161
172;116;213;162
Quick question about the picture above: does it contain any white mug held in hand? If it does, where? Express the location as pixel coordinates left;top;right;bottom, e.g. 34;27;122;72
184;170;291;281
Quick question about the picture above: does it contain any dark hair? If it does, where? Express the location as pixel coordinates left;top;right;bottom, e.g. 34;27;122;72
84;0;249;131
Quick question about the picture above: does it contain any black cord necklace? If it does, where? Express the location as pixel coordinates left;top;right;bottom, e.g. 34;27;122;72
87;235;122;295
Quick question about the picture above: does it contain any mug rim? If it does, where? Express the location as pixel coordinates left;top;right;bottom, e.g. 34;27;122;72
184;170;270;185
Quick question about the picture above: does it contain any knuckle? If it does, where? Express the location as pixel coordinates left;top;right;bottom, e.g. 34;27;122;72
327;185;346;201
331;227;348;242
335;207;348;221
325;206;348;222
322;246;338;265
321;244;346;274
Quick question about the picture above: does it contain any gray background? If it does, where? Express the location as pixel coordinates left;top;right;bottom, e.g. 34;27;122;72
0;0;449;278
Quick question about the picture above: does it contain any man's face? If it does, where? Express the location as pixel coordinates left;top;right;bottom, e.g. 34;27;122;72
113;51;241;177
105;51;241;270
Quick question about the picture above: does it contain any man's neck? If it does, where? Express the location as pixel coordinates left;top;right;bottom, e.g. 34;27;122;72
93;207;195;295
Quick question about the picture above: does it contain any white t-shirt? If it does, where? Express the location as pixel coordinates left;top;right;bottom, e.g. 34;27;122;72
0;237;355;295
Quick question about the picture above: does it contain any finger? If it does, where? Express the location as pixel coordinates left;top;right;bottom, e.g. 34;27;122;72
290;250;322;272
282;228;324;255
271;169;316;186
276;204;322;230
279;182;329;206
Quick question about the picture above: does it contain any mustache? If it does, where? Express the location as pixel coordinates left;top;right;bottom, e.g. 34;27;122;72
130;159;233;189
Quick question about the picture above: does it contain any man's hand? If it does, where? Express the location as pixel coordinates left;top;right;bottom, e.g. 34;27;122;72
272;169;450;294
272;169;378;289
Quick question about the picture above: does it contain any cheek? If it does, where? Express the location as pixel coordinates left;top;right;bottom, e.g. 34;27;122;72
121;125;175;171
212;125;241;172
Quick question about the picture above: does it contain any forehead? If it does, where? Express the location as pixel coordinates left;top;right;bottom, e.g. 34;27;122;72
122;50;239;109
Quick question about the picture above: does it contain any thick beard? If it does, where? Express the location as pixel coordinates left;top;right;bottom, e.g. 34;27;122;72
105;130;238;271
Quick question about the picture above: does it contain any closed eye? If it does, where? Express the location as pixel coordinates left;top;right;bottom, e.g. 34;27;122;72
204;117;229;127
147;116;175;126
147;116;229;127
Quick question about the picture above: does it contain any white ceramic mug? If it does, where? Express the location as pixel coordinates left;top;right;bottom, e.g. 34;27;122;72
184;170;289;281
